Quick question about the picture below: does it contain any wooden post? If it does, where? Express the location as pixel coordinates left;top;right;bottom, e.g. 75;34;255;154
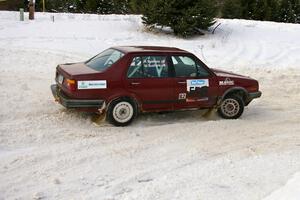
20;8;24;21
29;0;35;20
42;0;45;12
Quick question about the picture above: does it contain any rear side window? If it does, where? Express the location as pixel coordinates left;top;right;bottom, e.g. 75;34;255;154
172;56;209;77
86;49;124;71
127;56;169;78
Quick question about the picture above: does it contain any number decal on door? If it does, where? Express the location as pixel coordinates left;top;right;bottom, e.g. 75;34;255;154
178;93;187;100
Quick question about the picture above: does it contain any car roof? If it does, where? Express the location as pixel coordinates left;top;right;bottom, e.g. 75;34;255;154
112;46;189;54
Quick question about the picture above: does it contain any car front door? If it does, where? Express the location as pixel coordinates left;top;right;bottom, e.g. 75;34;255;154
171;55;218;110
125;55;174;111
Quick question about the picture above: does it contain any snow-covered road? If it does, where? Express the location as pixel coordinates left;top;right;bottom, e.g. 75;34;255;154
0;11;300;200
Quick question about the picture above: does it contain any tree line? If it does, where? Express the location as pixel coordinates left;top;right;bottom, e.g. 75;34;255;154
222;0;300;23
23;0;131;14
25;0;299;24
15;0;300;37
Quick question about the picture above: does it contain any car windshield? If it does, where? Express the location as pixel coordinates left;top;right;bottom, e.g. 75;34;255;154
85;49;125;71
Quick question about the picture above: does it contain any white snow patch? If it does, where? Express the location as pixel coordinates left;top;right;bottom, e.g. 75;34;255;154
0;11;300;200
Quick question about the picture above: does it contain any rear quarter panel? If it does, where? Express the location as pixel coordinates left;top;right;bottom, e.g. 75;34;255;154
59;54;131;101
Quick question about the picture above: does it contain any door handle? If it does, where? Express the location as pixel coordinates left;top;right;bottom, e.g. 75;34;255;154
131;82;141;85
178;81;186;84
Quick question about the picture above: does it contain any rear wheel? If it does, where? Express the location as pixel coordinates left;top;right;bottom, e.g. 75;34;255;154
218;95;244;119
107;99;136;126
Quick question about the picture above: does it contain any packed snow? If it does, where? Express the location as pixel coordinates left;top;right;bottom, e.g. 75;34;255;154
0;11;300;200
263;172;300;200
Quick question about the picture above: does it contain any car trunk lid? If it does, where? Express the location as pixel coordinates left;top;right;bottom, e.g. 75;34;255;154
57;62;99;78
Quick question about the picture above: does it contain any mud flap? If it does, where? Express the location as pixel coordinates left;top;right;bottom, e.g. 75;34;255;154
91;101;108;126
92;113;107;126
202;108;216;119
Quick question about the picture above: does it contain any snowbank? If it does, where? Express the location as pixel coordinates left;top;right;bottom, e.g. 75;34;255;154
1;11;300;70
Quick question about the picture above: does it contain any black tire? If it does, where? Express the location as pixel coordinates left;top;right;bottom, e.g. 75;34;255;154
218;95;244;119
107;98;137;126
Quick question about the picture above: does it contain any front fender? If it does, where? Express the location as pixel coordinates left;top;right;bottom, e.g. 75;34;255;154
217;87;249;106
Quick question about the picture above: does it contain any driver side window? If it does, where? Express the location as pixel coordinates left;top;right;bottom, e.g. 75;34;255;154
172;56;197;77
172;56;209;77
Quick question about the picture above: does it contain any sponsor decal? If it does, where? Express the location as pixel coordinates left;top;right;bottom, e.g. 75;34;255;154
186;79;209;102
187;79;209;92
219;78;234;86
78;80;107;89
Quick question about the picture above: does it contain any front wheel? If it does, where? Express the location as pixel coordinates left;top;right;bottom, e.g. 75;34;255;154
218;95;244;119
107;99;136;126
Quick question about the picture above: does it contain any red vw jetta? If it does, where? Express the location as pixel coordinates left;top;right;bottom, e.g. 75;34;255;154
51;46;261;126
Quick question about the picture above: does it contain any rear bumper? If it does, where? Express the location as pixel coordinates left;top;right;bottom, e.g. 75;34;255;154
248;91;262;100
51;84;104;109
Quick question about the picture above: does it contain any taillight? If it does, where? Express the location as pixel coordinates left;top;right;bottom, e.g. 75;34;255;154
66;79;76;91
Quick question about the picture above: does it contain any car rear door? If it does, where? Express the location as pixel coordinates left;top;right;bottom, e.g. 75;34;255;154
124;54;174;111
171;55;218;110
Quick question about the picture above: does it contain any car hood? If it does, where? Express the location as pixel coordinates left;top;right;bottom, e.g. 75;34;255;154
58;62;98;77
211;68;253;80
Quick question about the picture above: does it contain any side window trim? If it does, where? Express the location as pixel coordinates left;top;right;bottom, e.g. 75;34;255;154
166;55;175;77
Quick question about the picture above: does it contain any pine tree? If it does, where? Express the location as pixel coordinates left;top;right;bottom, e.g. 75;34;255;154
98;0;114;14
83;0;130;14
220;0;299;24
297;2;300;22
290;0;300;23
129;0;145;13
252;0;271;21
111;0;130;14
268;0;280;21
46;0;71;12
74;0;87;13
85;0;98;13
279;0;296;23
240;0;256;19
141;0;218;37
222;0;243;19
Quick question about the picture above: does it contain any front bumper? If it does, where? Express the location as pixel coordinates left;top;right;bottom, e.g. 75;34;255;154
244;91;262;106
51;84;104;109
248;91;262;100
